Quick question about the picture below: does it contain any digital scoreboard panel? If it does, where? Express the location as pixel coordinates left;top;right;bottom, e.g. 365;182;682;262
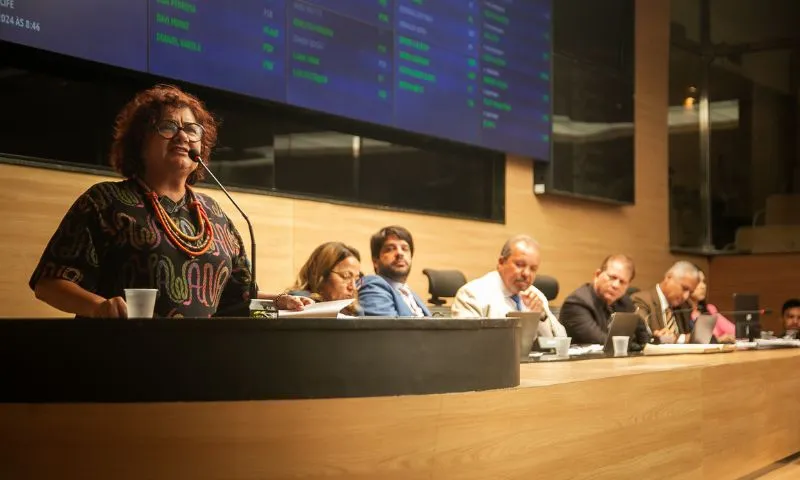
1;0;552;160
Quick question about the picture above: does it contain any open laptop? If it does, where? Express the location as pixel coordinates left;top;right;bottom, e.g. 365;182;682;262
506;311;543;360
603;312;643;355
689;314;718;344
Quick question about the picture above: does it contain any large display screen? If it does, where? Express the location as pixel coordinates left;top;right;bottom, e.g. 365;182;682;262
1;0;552;160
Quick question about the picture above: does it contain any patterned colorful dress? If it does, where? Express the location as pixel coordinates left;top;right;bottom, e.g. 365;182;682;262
29;179;253;317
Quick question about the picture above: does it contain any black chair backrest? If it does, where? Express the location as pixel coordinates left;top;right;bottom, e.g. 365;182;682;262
533;275;559;301
422;269;467;306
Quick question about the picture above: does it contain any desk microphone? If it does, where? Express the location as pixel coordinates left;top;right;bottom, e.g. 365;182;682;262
638;307;772;342
713;308;771;316
671;308;772;316
189;148;258;303
687;308;773;342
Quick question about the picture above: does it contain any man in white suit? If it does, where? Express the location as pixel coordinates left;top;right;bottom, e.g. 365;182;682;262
451;235;566;337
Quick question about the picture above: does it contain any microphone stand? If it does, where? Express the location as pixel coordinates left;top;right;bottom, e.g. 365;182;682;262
745;313;753;342
190;151;258;306
715;310;768;342
687;308;769;342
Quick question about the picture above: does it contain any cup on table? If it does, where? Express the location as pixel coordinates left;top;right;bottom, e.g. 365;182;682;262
554;336;572;358
612;335;630;357
124;288;158;318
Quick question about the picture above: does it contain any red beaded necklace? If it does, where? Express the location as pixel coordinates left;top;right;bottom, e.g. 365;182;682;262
138;180;214;257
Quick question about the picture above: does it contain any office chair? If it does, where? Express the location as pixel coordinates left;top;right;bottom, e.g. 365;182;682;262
532;275;559;301
421;269;467;307
626;286;640;296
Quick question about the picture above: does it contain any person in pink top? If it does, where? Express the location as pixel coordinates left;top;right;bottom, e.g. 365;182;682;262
689;266;736;343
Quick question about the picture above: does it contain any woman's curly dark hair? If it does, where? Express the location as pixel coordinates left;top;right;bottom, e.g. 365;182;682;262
109;84;218;184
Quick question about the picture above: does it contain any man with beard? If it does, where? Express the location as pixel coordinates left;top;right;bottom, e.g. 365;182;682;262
358;226;432;317
451;235;566;337
558;254;650;348
781;298;800;339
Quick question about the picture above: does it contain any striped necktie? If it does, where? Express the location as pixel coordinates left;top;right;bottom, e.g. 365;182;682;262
665;308;679;335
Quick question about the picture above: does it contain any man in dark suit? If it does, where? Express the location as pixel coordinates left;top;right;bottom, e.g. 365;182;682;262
631;261;700;344
559;254;650;348
358;226;431;317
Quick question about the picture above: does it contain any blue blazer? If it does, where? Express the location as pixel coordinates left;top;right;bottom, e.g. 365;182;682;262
358;275;432;317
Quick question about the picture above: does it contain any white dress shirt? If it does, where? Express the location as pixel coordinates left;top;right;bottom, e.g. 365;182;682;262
451;271;567;337
387;279;425;317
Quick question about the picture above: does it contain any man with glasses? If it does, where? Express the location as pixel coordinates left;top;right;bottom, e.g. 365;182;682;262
559;254;650;347
451;235;566;337
358;226;431;317
30;84;310;318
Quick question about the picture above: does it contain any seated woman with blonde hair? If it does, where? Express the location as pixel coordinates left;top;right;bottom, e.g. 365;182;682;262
291;242;363;316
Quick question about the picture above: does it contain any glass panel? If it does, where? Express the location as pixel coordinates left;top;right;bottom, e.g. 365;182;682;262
709;49;797;251
671;0;701;44
358;142;500;219
668;0;800;253
204;104;278;191
0;57;504;221
274;131;357;200
668;46;706;249
710;0;798;45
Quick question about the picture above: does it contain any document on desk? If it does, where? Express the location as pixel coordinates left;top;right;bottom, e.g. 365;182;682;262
755;338;800;348
568;345;605;356
278;299;354;318
643;343;735;355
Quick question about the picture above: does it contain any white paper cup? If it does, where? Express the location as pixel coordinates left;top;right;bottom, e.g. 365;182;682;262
612;335;630;357
124;289;158;318
554;337;572;358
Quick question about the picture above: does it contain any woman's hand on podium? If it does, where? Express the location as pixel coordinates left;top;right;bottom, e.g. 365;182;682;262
274;294;314;311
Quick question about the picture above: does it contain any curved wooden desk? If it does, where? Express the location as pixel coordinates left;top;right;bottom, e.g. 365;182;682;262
0;317;519;400
1;338;798;478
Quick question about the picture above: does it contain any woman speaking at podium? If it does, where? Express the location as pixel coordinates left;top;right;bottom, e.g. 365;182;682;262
29;84;308;318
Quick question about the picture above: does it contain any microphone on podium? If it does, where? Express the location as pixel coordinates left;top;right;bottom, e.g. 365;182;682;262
189;148;258;304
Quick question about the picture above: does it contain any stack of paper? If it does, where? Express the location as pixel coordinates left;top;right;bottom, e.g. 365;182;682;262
278;299;354;318
567;344;605;356
643;343;735;355
755;338;800;349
